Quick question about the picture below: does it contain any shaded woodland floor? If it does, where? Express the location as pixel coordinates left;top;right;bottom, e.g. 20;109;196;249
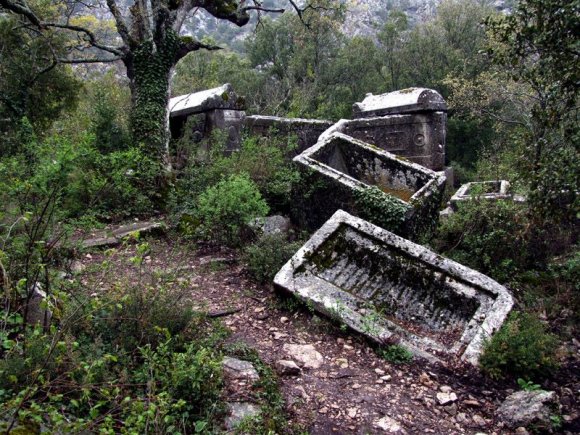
74;237;580;434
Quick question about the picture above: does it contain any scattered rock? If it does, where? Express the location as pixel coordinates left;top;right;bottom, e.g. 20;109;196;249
223;357;260;381
252;215;291;236
472;414;487;427
25;284;52;327
463;399;481;407
374;415;402;433
437;392;458;406
280;316;289;323
275;360;301;376
496;390;559;429
256;312;269;320
224;402;260;430
282;344;324;369
80;220;166;249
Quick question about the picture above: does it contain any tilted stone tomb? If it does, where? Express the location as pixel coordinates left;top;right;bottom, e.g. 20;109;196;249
274;210;514;364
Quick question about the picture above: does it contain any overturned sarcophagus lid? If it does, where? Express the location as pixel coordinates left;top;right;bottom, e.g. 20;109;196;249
274;210;514;365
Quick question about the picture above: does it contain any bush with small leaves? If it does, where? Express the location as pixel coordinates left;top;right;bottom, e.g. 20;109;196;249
480;311;559;380
377;345;414;364
243;233;302;283
196;173;269;247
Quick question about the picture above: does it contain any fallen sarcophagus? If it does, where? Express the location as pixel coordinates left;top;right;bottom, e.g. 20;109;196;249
274;210;514;364
293;132;446;237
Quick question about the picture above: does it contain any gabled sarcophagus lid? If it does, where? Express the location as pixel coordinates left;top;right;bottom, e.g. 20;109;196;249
353;88;447;118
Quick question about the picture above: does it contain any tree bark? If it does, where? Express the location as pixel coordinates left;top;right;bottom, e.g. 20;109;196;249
125;37;178;165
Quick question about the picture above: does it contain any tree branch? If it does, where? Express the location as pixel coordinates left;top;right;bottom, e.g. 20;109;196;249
175;36;222;61
44;22;125;56
57;56;123;63
0;0;42;27
105;0;135;47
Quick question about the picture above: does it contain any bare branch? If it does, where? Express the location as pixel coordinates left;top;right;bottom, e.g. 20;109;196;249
175;36;222;61
57;56;123;63
105;0;135;47
44;22;125;56
0;0;42;27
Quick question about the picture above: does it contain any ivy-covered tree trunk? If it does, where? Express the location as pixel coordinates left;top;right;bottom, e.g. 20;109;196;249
125;34;180;166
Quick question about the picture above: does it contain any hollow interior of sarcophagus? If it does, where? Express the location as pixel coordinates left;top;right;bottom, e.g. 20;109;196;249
464;181;502;195
311;137;430;202
305;224;484;341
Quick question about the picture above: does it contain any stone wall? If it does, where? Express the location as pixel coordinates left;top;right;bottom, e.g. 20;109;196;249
244;115;334;156
320;113;446;171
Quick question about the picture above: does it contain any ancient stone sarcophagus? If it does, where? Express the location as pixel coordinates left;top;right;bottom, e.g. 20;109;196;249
169;84;245;151
274;210;514;364
293;132;446;237
328;88;448;171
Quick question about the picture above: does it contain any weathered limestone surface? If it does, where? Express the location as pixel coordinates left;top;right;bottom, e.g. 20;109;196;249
169;84;243;117
345;88;448;171
449;180;526;209
80;221;166;249
224;402;261;430
168;84;246;150
321;114;446;171
244;115;333;155
274;210;514;364
293;132;446;236
223;356;260;382
496;390;559;429
353;88;447;118
26;284;52;327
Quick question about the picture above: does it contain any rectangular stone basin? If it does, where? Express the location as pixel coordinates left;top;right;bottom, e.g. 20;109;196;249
449;180;525;211
293;132;446;236
274;210;514;364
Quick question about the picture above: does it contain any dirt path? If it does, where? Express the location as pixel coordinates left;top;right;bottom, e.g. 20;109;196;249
75;238;579;434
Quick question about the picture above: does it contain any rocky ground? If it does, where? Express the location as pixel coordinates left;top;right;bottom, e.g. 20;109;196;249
72;235;580;434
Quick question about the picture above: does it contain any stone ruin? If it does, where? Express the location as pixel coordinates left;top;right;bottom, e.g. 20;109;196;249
293;132;446;236
169;84;246;152
274;210;514;364
169;85;513;364
325;88;448;171
244;116;334;156
439;180;526;218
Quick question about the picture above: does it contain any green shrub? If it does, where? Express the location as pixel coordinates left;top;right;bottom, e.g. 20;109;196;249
434;199;532;283
480;312;559;380
377;345;414;364
196;173;269;247
171;133;300;219
243;234;302;283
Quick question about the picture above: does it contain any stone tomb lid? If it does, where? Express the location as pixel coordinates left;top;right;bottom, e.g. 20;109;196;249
169;83;243;117
274;210;514;364
353;87;447;117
